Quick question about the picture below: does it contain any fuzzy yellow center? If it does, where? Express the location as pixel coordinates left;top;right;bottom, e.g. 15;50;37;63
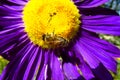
22;0;81;49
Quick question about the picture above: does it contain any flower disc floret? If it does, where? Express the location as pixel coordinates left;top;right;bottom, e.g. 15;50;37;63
22;0;81;48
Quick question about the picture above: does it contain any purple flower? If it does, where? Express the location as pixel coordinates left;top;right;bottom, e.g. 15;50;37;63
0;0;120;80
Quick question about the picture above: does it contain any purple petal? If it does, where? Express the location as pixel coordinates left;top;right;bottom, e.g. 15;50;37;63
23;47;42;80
0;16;23;28
1;23;24;29
0;43;33;80
79;36;117;73
1;0;27;13
0;26;23;35
0;6;22;16
80;30;120;58
74;37;114;79
80;7;119;16
2;5;24;12
63;63;80;79
12;45;37;80
36;51;49;80
1;34;29;61
1;0;27;6
82;15;120;35
50;52;64;80
75;0;108;8
72;0;84;4
92;63;113;80
1;0;25;12
74;43;100;69
73;51;95;79
36;64;47;80
0;28;24;54
8;0;27;5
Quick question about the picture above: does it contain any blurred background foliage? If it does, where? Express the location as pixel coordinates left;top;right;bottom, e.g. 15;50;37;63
103;0;120;14
0;0;120;79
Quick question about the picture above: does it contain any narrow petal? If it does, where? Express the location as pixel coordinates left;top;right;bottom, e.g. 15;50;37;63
74;43;100;69
73;50;94;80
0;26;23;35
0;16;23;28
0;23;24;30
50;52;64;80
72;0;81;3
36;51;49;80
0;43;33;80
80;30;120;58
23;47;42;80
1;0;27;6
79;37;117;73
1;0;25;12
80;7;119;16
0;6;22;16
12;45;37;80
1;34;29;61
2;5;24;11
36;64;47;80
0;28;24;54
74;37;114;79
82;15;120;35
75;0;108;8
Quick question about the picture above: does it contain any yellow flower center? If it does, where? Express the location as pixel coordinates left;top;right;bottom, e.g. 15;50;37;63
22;0;81;49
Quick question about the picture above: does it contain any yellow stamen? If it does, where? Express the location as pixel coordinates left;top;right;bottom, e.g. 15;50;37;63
22;0;81;49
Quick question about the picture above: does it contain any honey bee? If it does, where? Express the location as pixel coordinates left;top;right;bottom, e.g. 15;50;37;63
42;33;68;48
